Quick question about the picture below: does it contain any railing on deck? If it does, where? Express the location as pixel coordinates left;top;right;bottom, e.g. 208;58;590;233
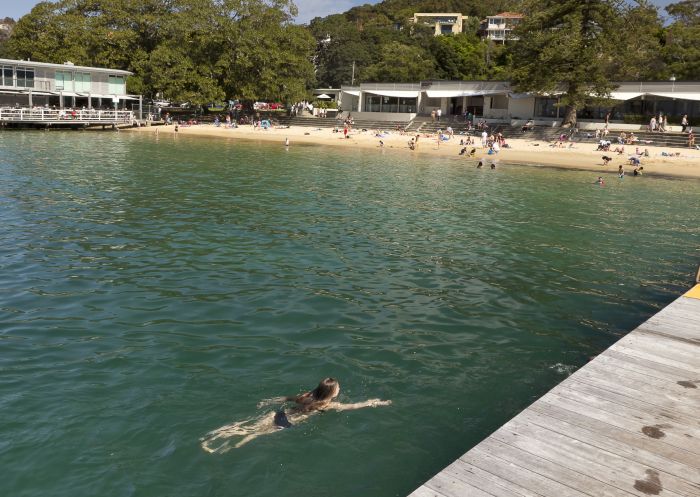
0;107;134;123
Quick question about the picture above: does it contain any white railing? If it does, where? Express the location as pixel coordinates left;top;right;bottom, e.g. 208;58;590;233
0;107;134;123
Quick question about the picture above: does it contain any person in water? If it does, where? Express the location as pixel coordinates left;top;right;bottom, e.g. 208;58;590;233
200;378;391;453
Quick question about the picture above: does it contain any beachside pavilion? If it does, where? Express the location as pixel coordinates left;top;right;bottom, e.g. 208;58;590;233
0;58;141;112
339;80;700;128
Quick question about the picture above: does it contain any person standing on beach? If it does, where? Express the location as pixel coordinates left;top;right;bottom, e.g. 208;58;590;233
481;130;488;148
431;110;436;122
681;114;689;132
343;125;348;139
437;108;442;122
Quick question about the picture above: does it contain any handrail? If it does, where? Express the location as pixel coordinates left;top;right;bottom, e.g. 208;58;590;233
0;107;133;123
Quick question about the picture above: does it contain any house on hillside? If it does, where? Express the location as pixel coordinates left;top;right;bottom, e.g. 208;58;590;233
479;12;523;43
411;13;467;36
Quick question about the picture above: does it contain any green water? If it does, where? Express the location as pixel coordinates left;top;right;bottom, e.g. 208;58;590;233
1;131;698;497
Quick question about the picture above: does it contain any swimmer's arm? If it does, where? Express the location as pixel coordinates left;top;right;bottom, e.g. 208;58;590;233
328;399;392;411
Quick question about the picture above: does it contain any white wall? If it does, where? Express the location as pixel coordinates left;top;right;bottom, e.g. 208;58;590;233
508;98;535;119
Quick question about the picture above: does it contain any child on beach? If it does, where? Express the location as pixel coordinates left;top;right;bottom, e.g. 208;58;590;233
200;378;391;453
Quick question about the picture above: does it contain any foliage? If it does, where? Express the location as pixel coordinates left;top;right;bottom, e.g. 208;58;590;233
5;0;316;104
510;0;629;126
663;0;700;80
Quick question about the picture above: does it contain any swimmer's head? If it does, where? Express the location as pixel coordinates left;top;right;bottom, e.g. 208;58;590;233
311;377;340;401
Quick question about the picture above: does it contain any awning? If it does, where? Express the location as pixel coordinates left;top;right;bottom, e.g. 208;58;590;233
342;90;360;97
426;89;506;98
316;93;332;99
608;92;644;100
365;90;420;98
644;92;700;101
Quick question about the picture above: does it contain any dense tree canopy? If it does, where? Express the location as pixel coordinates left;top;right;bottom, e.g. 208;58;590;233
5;0;316;104
4;0;700;109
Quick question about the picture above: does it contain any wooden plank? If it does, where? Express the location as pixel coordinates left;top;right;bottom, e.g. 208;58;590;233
566;376;699;427
516;409;700;485
424;471;496;497
408;482;451;497
491;418;691;497
570;362;700;414
468;439;621;497
528;401;700;468
597;349;699;384
444;460;542;497
607;341;700;376
540;389;700;454
618;332;700;366
461;446;592;497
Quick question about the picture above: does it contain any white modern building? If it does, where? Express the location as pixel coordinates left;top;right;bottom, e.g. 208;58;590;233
480;12;523;43
0;58;140;110
411;13;467;36
338;80;700;126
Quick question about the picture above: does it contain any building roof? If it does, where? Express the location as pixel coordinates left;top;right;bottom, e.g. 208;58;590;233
0;58;132;76
487;12;523;18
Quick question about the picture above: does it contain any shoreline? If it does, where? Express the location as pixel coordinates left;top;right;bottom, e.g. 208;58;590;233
127;123;700;180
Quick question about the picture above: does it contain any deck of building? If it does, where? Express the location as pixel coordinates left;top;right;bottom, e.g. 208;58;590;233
0;107;134;126
410;282;700;497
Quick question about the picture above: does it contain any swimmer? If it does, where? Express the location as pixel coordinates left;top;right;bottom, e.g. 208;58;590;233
476;161;483;168
200;378;391;453
490;163;496;169
595;176;604;185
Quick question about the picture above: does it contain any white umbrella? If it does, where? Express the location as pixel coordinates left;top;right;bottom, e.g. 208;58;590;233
316;94;332;99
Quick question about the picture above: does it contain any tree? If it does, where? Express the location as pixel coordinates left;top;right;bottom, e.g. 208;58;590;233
608;1;665;81
663;0;700;80
510;0;624;126
5;0;316;104
363;42;435;82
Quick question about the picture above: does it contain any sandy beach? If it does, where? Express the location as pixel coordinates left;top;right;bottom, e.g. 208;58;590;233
128;123;700;179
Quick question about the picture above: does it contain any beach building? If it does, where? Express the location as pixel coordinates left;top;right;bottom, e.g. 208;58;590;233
0;58;140;111
411;13;467;36
337;80;700;129
479;12;524;43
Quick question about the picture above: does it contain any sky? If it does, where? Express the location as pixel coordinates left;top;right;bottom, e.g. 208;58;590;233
0;0;679;24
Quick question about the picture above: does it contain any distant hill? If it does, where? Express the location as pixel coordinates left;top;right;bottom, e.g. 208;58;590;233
307;0;520;87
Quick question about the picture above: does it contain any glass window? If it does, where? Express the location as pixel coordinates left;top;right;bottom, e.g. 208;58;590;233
55;70;73;91
535;97;559;117
16;68;34;88
75;73;91;92
108;75;125;94
2;66;13;86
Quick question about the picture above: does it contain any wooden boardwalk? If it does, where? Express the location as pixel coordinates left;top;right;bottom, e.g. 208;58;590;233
410;283;700;497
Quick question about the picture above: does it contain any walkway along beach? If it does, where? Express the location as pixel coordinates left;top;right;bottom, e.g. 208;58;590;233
129;124;700;180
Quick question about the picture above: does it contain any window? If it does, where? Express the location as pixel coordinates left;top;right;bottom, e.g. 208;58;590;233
75;73;91;92
2;66;13;86
535;97;559;118
16;68;34;88
108;75;125;94
55;70;72;91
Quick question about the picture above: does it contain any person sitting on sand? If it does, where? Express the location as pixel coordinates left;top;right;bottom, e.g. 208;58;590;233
200;378;391;453
469;148;476;157
628;156;641;166
613;145;624;155
522;119;534;131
